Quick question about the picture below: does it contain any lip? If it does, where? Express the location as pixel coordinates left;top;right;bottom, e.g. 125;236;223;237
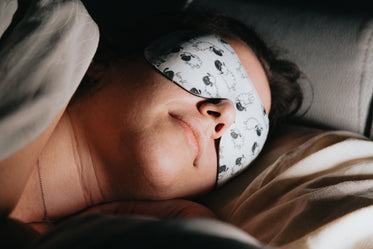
170;114;201;166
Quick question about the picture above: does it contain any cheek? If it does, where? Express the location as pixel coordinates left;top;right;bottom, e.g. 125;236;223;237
129;126;193;196
130;131;217;199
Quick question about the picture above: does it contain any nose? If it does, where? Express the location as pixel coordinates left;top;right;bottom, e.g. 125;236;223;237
198;99;236;139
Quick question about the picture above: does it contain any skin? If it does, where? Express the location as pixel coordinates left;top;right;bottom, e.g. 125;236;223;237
4;37;271;231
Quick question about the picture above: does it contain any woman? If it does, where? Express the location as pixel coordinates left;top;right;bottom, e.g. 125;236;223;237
1;9;303;240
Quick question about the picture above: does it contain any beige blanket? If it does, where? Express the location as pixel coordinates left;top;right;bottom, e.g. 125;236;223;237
203;125;373;249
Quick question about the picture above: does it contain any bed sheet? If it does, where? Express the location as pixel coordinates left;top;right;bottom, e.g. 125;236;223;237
202;125;373;249
0;0;99;161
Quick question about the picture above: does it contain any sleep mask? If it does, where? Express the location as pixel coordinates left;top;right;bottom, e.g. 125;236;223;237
144;31;269;186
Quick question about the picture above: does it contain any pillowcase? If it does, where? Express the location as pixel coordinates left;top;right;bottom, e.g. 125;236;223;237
201;125;373;248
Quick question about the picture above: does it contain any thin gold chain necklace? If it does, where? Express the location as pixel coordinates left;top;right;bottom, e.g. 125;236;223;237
37;157;50;222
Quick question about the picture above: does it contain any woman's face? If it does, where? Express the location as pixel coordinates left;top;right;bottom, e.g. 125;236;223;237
79;38;271;201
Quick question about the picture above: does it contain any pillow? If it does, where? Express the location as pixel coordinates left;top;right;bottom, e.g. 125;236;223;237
0;0;99;160
188;0;373;139
201;125;373;248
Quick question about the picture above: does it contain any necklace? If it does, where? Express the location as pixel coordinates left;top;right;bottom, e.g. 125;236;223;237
37;157;50;222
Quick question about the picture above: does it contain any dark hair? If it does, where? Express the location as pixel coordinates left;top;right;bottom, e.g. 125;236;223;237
73;11;303;137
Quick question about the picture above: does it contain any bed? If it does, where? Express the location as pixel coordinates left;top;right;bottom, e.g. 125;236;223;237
1;0;373;248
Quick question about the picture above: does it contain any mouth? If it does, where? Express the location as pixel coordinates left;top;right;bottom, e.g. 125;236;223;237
170;113;201;166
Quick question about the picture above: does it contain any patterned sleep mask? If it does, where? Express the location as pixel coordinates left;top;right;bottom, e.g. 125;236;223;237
144;31;269;186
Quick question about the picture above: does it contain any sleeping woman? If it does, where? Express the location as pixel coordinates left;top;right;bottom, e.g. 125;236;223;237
0;9;303;239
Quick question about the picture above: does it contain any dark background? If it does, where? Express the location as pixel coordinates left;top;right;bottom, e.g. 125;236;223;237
80;0;373;28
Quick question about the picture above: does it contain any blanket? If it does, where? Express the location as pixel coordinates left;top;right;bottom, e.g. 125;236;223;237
203;126;373;249
0;0;98;161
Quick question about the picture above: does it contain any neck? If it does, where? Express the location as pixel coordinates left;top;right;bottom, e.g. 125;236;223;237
11;109;105;222
42;110;106;217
